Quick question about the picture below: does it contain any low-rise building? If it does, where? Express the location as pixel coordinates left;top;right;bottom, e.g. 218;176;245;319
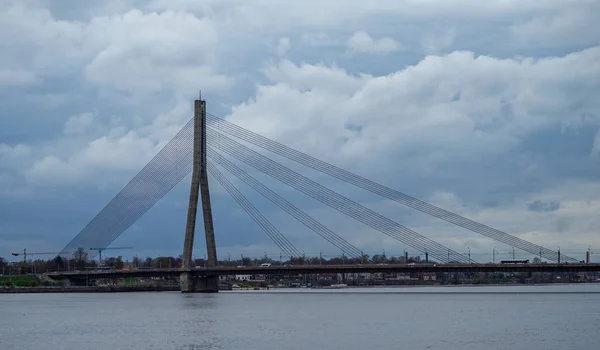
235;274;251;281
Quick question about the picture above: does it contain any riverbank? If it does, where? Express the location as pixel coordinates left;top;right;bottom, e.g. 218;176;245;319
0;285;180;293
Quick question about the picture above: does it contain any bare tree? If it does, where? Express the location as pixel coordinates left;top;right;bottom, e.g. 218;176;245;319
132;256;142;268
0;257;7;275
72;248;88;270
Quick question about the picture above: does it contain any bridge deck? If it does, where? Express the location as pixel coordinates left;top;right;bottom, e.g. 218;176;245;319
47;263;600;280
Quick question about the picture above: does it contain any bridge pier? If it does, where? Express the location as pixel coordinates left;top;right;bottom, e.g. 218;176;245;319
180;96;218;293
180;272;218;293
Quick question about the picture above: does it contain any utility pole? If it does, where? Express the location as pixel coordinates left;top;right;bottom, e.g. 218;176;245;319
89;247;132;266
586;249;590;264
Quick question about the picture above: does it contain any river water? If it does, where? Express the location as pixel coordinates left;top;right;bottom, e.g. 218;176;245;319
1;284;600;350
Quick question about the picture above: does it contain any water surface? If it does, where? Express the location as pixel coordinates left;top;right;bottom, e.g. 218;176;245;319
2;284;599;350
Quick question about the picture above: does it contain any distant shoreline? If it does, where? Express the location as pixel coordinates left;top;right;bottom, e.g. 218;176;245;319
2;281;598;294
0;285;179;294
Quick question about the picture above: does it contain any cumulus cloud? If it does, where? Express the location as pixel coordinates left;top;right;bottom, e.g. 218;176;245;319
275;37;291;56
83;10;233;95
25;99;194;187
592;130;600;156
0;143;34;198
0;143;32;167
301;33;337;47
0;3;87;76
0;69;36;87
228;47;600;174
1;0;600;259
145;0;589;31
0;4;232;97
421;27;456;55
64;113;95;135
25;131;162;187
347;31;400;54
511;6;600;48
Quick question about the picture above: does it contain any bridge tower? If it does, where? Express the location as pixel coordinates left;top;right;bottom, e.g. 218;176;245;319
180;95;219;293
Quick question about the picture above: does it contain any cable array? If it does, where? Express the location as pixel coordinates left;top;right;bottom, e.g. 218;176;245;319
59;109;568;265
207;161;301;258
207;128;472;264
60;117;196;259
206;114;576;263
208;149;365;260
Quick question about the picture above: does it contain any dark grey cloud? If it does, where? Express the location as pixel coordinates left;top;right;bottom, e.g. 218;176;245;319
528;200;560;213
1;0;599;260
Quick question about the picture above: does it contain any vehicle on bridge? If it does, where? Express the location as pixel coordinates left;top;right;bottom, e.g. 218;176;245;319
500;259;529;264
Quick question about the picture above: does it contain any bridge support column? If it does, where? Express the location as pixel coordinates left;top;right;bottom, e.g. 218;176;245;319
180;272;218;293
181;96;218;293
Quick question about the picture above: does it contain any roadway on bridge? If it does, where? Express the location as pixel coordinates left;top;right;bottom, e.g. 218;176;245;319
47;263;600;280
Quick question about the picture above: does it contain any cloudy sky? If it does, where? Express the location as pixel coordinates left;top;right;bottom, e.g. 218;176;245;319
1;0;599;263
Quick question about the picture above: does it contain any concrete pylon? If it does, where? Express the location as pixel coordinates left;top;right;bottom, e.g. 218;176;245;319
181;97;218;293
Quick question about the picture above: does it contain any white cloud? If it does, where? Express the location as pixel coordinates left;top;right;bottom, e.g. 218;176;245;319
421;27;456;55
83;10;232;95
0;2;87;75
1;0;600;258
227;47;600;173
24;98;195;187
347;31;400;54
25;131;161;187
0;69;36;87
592;129;600;156
64;113;95;135
254;179;600;260
145;0;584;30
0;143;34;197
440;181;600;250
0;143;32;167
301;33;337;47
0;4;233;97
275;37;291;56
511;6;600;48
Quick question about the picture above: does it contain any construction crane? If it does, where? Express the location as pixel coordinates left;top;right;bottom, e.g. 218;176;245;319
89;247;133;265
11;249;69;263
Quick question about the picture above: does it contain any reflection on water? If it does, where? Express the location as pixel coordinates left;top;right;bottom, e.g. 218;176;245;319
1;284;600;350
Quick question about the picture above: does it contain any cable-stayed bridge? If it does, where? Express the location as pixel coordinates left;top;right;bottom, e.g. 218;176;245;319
54;96;584;292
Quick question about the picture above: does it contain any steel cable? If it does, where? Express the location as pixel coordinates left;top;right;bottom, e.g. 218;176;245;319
208;149;364;260
207;161;301;258
206;114;576;263
60;118;195;258
207;128;471;263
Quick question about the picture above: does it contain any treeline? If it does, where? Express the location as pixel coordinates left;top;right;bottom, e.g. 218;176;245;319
0;249;430;275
